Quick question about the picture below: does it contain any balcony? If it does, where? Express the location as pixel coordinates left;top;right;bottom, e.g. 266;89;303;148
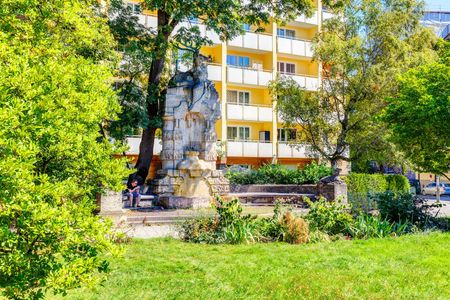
227;140;273;157
228;32;273;52
278;142;308;158
138;15;221;44
207;64;222;81
227;103;273;122
227;67;273;87
279;73;319;91
294;12;319;26
277;37;313;58
125;136;162;155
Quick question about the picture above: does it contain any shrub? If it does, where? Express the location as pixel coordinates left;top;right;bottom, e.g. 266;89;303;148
304;198;353;235
180;198;310;244
346;215;410;239
226;162;331;185
280;212;310;244
344;173;410;213
374;192;442;227
385;175;410;193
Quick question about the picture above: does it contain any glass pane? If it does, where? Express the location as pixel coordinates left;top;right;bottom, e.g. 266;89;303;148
227;55;237;66
286;30;295;38
227;90;237;103
244;92;250;104
227;127;237;140
242;23;251;31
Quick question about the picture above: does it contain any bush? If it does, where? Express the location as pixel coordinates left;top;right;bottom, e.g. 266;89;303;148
226;162;332;185
374;192;442;227
346;215;410;239
304;198;354;235
180;198;310;244
344;173;410;213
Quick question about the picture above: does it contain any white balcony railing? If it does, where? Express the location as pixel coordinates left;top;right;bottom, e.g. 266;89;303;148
207;64;222;81
227;103;273;122
295;12;319;25
228;32;273;52
227;140;273;157
277;37;313;57
227;67;273;86
138;15;221;44
280;73;319;91
125;137;162;155
277;142;308;158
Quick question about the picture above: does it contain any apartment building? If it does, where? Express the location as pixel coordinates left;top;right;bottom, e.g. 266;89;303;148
124;1;329;175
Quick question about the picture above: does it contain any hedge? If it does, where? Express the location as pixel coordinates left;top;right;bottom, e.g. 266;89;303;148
226;162;332;185
343;173;410;212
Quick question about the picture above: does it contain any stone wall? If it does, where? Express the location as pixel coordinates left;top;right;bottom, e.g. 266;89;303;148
230;183;347;203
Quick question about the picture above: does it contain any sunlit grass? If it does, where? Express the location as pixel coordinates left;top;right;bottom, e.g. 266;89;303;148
55;232;450;300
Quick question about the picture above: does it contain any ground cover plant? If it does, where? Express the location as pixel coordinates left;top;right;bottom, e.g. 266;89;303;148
53;233;450;300
226;162;332;185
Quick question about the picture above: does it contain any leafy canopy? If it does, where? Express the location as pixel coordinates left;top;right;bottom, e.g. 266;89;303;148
270;0;436;170
383;40;450;176
0;0;128;298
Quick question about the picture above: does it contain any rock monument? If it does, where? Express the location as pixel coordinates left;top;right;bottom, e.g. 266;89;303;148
153;54;229;209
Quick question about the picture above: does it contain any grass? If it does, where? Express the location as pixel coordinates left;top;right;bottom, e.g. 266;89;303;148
54;233;450;300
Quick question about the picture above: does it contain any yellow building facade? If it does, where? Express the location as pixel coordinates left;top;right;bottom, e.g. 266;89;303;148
124;1;327;173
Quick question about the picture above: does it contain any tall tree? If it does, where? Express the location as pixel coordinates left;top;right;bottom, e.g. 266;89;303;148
270;0;436;173
383;40;450;178
0;1;128;298
107;0;346;180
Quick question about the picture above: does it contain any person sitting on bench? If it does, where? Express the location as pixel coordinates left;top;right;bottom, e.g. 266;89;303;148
126;179;141;208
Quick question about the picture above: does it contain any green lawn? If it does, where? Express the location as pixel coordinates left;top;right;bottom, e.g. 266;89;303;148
56;233;449;300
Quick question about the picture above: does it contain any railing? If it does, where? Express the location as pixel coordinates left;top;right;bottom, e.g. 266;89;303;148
228;31;273;52
295;12;318;25
137;15;221;44
279;73;319;91
227;66;273;86
277;37;313;57
125;136;162;155
227;103;273;122
227;140;273;157
207;63;222;81
277;142;308;158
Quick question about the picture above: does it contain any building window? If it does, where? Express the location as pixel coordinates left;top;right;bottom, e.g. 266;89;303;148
277;62;296;74
242;23;251;32
277;28;296;39
126;2;141;14
227;55;251;67
277;128;297;142
228;126;250;141
227;90;250;105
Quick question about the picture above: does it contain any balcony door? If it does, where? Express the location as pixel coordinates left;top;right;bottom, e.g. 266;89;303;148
227;90;250;105
277;62;296;75
227;55;251;68
228;126;250;141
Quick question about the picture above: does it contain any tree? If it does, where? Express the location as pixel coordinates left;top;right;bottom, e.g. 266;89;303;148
269;0;436;173
106;0;346;180
0;1;128;298
383;40;450;178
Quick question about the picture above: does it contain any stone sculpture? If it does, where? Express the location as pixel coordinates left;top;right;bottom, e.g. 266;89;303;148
153;54;229;209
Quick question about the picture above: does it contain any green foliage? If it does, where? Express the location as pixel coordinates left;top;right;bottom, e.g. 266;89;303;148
346;215;410;239
0;1;129;298
304;198;353;236
226;162;332;185
383;40;450;176
344;173;410;212
180;197;310;244
374;192;443;227
270;0;436;169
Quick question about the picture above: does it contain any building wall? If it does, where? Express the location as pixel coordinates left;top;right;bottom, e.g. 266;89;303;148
122;1;327;178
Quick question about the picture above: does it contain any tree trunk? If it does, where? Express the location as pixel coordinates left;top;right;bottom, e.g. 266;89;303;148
134;127;156;182
134;10;173;181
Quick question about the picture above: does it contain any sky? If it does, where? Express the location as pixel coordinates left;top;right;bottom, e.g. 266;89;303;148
425;0;450;11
